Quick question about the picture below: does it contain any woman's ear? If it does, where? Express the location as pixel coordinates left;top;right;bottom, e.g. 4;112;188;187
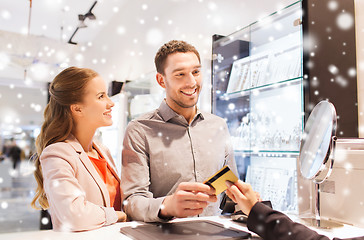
70;104;82;117
156;73;166;89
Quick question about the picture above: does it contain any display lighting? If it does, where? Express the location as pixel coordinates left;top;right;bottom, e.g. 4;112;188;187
68;1;97;45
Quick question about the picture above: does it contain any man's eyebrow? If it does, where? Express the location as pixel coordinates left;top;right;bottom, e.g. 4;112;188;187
172;65;202;73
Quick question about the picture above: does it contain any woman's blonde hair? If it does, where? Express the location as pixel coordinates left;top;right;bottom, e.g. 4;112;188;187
31;66;98;209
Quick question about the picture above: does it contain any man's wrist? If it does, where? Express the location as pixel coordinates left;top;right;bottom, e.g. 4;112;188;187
158;197;174;220
158;203;174;220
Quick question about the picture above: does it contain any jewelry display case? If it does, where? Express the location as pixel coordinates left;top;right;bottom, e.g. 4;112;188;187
212;0;358;213
212;2;303;212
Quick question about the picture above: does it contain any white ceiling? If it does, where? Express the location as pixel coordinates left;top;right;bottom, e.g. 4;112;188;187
0;0;297;80
0;0;119;43
0;0;297;134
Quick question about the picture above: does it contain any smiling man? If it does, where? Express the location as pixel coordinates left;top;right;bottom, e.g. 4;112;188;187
121;40;238;222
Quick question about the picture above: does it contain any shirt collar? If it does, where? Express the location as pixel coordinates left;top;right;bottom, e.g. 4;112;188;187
158;100;205;123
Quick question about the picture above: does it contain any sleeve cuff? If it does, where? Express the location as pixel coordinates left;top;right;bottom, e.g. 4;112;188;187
101;206;118;226
123;196;170;222
156;197;175;222
246;202;271;233
157;208;174;222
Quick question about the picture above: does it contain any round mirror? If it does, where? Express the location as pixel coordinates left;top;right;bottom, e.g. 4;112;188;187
299;100;337;182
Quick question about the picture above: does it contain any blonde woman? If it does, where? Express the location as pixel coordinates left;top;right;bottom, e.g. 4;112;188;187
31;67;126;231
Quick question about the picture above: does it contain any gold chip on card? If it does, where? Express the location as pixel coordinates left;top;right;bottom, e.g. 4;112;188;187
203;166;238;195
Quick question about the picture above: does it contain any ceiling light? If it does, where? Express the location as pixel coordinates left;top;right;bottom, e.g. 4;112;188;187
78;14;86;21
68;1;98;45
85;12;96;20
78;21;87;28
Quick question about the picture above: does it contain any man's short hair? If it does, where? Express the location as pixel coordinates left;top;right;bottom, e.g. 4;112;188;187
154;40;201;75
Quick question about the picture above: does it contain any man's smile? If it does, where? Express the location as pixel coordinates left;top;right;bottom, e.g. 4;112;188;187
180;88;197;96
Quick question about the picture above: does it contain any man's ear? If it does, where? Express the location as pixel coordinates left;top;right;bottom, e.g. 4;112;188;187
156;73;166;89
70;104;83;117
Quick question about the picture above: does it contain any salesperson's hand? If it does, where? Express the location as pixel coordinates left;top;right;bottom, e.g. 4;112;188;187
159;182;217;218
116;211;127;222
225;180;258;216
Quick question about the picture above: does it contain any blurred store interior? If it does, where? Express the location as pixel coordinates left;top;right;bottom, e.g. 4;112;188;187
0;0;364;234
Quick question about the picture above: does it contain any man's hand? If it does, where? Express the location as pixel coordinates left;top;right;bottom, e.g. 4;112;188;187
159;182;217;218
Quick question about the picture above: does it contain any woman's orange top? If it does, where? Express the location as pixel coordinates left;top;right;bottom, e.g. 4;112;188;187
89;153;121;211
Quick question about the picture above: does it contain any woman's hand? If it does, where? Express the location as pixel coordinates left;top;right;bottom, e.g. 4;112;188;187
116;211;127;222
225;180;259;216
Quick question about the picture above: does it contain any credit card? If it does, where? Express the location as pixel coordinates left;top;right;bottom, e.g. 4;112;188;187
203;165;239;195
